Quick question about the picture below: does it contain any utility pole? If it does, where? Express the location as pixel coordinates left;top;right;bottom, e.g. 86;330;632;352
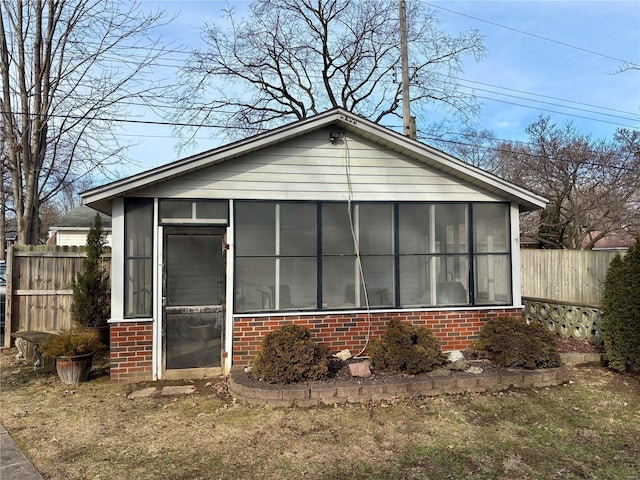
399;0;416;139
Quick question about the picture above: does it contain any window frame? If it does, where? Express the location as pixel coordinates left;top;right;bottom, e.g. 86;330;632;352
124;198;154;318
234;200;512;313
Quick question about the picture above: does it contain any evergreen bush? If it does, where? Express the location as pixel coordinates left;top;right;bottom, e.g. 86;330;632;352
473;316;560;369
41;328;105;357
252;324;330;384
602;237;640;372
71;213;110;328
368;319;445;374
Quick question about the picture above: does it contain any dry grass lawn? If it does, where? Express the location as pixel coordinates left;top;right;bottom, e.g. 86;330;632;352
1;348;639;480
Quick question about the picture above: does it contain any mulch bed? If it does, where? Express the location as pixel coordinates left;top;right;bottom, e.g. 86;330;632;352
251;338;600;385
555;336;604;354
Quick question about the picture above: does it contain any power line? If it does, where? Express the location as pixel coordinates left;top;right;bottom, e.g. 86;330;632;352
89;48;640;121
471;94;639;129
3;106;634;171
445;74;640;119
424;1;640;67
418;133;638;173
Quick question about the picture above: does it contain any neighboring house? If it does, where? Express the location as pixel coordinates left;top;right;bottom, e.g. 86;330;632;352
3;220;17;255
47;206;112;247
82;109;547;383
589;231;635;251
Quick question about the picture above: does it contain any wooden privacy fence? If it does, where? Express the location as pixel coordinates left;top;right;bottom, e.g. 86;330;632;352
520;249;624;306
3;245;111;348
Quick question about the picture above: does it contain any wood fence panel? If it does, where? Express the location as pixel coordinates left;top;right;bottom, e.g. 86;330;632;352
3;245;111;347
520;249;623;306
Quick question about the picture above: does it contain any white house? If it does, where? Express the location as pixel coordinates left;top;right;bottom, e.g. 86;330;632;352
47;206;112;247
82;109;547;383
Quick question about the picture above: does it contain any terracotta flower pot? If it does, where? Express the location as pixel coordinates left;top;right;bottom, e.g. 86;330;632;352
55;352;94;384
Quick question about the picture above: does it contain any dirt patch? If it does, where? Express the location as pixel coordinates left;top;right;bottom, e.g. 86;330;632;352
555;336;605;354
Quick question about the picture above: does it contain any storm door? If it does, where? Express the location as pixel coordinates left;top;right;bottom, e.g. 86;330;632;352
163;227;225;377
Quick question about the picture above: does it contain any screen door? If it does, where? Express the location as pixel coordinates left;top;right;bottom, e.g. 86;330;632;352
163;227;225;376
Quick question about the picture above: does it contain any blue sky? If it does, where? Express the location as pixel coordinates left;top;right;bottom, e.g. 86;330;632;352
123;0;640;175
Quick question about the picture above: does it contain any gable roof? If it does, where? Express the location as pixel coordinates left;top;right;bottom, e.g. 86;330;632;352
53;206;112;229
82;108;547;214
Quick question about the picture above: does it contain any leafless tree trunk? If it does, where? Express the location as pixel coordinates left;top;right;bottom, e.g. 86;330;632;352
0;127;7;259
174;0;485;143
0;0;172;244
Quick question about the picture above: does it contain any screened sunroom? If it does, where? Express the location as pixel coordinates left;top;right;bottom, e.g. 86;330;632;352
82;108;546;381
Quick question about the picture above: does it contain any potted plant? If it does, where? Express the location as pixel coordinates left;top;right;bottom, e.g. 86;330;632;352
71;213;111;344
40;329;106;384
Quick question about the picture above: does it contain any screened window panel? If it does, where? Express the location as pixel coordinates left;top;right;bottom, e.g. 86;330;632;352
160;200;228;223
125;199;153;317
125;259;152;317
361;256;394;306
399;204;433;254
359;204;394;254
399;255;435;306
235;203;275;255
160;200;191;219
473;204;510;253
280;203;317;256
436;255;469;305
322;256;356;308
235;257;275;311
126;201;153;257
435;204;468;253
196;201;228;220
279;257;317;310
322;203;354;255
474;254;512;305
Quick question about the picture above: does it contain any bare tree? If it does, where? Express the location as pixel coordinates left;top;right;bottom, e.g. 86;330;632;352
0;0;172;245
174;0;485;141
0;126;7;259
496;116;640;249
432;127;499;171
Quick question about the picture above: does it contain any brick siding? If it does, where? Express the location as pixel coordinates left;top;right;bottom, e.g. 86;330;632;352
232;308;522;366
108;308;522;381
110;322;153;383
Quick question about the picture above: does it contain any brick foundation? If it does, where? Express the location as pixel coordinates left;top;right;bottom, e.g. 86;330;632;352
110;322;153;383
232;308;522;366
108;308;522;382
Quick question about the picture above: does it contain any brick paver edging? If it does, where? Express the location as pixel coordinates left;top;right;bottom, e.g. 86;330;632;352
228;365;570;407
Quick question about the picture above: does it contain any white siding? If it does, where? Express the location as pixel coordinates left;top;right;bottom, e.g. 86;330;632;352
57;230;112;247
138;128;504;203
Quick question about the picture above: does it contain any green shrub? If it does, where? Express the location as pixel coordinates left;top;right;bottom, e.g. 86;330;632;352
602;236;640;372
71;213;110;328
252;324;330;384
368;319;445;374
473;316;560;369
41;329;105;357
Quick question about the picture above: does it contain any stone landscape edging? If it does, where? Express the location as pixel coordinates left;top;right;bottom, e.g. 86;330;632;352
228;364;571;407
